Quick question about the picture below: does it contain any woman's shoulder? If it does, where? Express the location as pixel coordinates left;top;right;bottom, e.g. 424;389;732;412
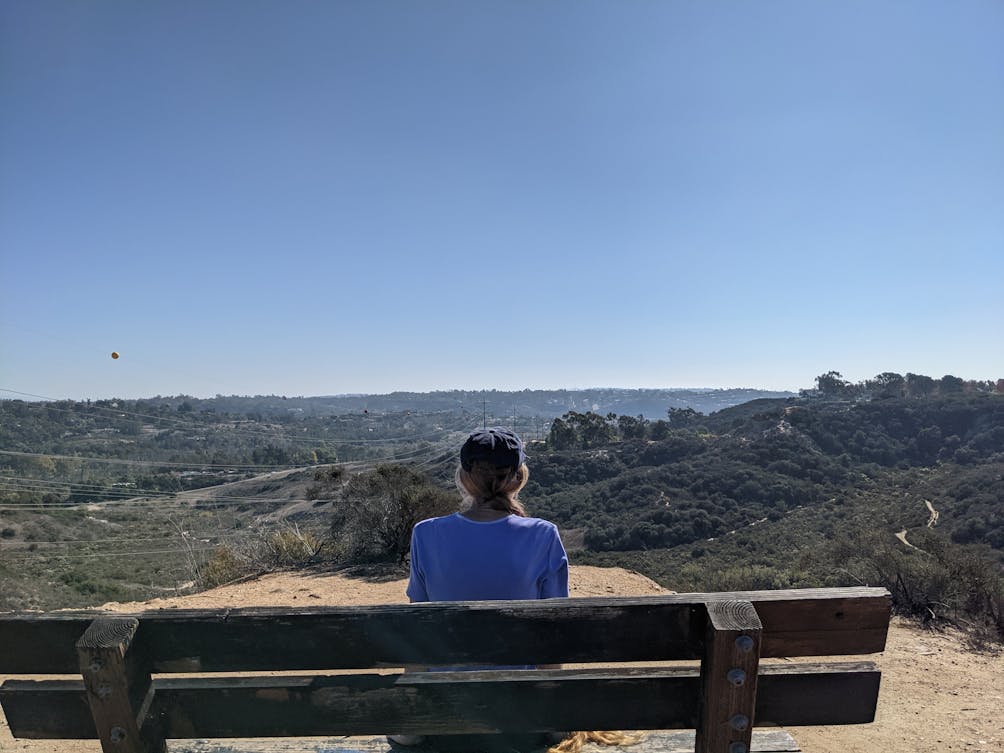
413;512;459;531
509;515;560;533
413;513;558;536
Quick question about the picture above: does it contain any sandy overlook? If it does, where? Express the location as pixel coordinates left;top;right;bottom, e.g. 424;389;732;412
2;566;1001;753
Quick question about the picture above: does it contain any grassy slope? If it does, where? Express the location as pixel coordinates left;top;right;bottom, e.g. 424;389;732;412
2;394;1001;628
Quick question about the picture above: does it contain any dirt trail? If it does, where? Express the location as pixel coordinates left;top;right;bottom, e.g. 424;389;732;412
895;529;919;550
895;499;941;552
2;566;1001;752
926;500;940;528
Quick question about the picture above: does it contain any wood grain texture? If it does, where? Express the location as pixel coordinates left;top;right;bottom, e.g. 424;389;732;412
696;601;762;753
0;679;95;739
1;588;888;752
2;663;878;740
151;663;878;738
77;618;148;753
0;588;891;674
167;730;801;753
77;617;140;654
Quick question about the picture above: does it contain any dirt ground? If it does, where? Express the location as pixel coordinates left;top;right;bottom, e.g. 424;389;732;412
2;565;1001;752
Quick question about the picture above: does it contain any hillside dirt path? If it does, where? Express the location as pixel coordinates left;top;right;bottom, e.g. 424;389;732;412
2;566;1001;753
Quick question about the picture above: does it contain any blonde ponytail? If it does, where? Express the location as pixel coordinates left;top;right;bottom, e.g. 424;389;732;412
547;731;640;753
456;462;529;517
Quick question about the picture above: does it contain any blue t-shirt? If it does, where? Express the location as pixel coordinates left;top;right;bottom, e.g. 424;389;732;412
406;513;569;603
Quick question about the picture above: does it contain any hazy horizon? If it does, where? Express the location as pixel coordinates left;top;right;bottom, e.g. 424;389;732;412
12;376;1001;404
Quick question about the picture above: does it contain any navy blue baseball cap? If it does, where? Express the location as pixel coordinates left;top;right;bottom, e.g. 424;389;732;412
460;428;526;471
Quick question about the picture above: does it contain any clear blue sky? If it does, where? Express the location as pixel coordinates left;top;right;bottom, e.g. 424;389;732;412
2;1;1002;400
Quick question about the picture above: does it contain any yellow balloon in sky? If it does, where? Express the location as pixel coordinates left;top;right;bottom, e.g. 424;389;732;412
111;352;120;359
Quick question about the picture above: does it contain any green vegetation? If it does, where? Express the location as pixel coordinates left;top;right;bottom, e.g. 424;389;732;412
524;374;1003;640
0;505;209;609
2;374;1001;641
198;526;324;588
329;465;458;564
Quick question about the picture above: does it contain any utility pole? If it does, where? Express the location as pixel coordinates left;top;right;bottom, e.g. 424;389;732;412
483;397;487;429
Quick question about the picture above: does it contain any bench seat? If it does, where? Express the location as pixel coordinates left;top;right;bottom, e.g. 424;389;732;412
169;730;802;753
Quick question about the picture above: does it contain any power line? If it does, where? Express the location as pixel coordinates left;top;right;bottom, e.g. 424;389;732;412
0;531;255;546
0;444;463;511
0;531;237;545
0;429;462;473
0;449;295;470
1;476;181;492
0;546;221;562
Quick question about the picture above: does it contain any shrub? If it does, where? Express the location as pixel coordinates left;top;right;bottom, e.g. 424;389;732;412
307;465;345;501
832;530;1004;640
264;528;323;566
658;559;803;594
332;465;458;564
198;545;253;588
694;564;800;592
197;526;325;589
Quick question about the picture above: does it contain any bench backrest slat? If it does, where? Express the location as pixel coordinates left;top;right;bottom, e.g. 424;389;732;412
0;588;890;674
1;662;880;740
0;680;95;739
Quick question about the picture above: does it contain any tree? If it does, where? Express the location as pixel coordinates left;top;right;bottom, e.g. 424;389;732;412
815;371;850;397
905;373;935;398
331;465;457;564
913;426;943;464
617;415;647;440
867;372;905;399
547;416;577;450
649;419;671;441
548;412;617;449
576;412;616;448
667;407;702;428
938;375;965;394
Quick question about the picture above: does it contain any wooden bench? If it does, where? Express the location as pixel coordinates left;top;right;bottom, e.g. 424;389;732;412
0;586;890;753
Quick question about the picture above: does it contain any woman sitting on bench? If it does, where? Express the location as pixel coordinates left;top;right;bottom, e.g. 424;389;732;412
390;427;569;749
406;426;569;604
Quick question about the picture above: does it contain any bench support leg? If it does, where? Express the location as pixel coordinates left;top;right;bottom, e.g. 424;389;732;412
77;617;164;753
695;600;763;753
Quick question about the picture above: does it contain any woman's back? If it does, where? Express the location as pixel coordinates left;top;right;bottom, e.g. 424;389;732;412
407;513;568;602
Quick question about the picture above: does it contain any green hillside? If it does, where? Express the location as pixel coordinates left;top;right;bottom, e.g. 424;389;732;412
525;389;1003;641
2;376;1001;640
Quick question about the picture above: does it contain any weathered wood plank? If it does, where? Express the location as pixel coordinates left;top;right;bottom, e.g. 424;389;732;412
2;663;876;739
696;601;762;753
77;617;155;753
168;730;801;753
0;588;891;674
154;663;879;738
0;678;95;738
0;613;95;673
755;662;882;726
154;668;698;738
